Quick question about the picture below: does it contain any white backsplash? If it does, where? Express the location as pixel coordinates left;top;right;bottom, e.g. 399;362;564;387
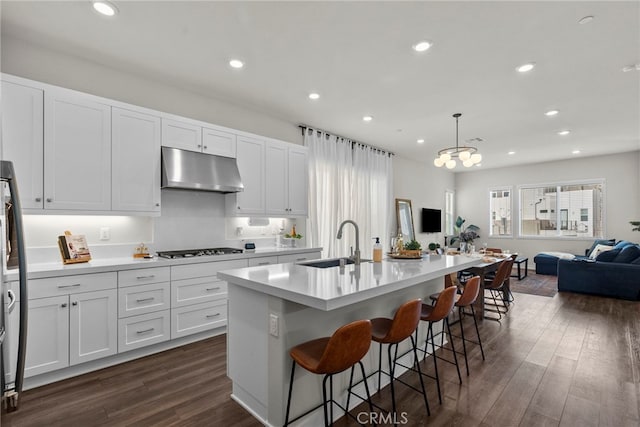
22;189;308;262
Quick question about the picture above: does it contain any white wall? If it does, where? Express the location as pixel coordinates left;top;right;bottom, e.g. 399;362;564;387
393;156;455;251
455;151;640;258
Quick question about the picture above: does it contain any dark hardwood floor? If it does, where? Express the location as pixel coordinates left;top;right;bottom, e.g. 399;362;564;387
3;279;639;426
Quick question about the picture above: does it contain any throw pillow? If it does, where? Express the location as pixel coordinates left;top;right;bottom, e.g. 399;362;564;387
596;248;621;262
587;239;616;256
613;245;640;263
613;240;634;250
589;244;614;259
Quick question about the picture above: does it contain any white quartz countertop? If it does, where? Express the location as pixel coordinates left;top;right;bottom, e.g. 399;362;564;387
218;254;482;311
5;247;322;281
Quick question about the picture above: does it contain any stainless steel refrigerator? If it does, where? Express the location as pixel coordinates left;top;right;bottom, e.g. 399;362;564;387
0;160;28;414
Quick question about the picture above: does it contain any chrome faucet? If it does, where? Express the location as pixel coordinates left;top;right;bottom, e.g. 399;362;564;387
337;220;361;265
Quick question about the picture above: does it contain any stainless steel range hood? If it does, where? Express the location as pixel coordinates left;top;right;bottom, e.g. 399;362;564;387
161;147;244;193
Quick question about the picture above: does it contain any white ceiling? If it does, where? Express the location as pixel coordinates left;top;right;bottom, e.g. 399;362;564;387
2;1;639;170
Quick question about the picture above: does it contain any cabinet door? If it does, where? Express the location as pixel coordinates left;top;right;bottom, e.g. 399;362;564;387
161;118;202;152
287;146;308;216
44;89;111;211
248;256;279;267
25;296;69;378
69;289;117;365
112;108;161;212
265;140;288;216
234;136;265;215
1;81;44;210
202;127;236;158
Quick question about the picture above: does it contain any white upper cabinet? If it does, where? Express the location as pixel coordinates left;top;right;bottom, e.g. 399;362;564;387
1;80;44;210
265;141;308;216
265;140;288;215
229;136;266;215
112;108;161;213
202;127;236;158
287;145;308;216
44;88;111;211
161;118;202;152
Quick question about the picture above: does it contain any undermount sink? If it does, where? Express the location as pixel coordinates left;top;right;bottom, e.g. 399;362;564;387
298;258;371;268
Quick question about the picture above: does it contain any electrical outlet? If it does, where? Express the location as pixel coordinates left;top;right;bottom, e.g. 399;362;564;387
269;314;279;337
99;227;110;241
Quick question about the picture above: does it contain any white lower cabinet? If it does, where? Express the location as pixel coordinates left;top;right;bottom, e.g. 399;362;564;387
118;310;170;352
69;289;118;365
171;300;227;339
24;295;69;378
118;282;170;318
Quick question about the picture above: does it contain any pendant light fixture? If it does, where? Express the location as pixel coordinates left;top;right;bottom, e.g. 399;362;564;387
433;113;482;169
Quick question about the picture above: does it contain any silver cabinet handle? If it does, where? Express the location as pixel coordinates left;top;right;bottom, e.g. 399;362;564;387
205;287;221;291
58;284;81;289
155;203;160;207
136;328;155;334
72;301;78;306
7;290;16;313
203;145;208;149
197;144;202;148
61;303;68;308
296;258;306;261
258;262;270;266
206;313;221;319
136;275;155;280
46;198;53;203
35;197;42;202
136;297;155;303
237;206;240;209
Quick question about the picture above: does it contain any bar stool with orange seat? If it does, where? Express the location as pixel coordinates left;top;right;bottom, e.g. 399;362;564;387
484;257;515;320
368;299;430;417
417;286;461;404
429;276;485;376
283;319;375;427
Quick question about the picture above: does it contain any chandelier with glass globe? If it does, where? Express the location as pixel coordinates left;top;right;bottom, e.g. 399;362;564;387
433;113;482;169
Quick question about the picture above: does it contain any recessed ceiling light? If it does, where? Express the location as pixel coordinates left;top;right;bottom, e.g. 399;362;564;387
363;116;373;122
545;109;559;116
572;150;581;154
417;139;425;144
578;15;594;25
516;62;536;73
229;59;244;69
508;151;516;155
622;64;640;72
92;1;118;16
412;40;433;52
308;93;320;100
558;130;571;136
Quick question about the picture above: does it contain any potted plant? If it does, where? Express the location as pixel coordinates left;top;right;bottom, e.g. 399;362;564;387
428;242;441;254
449;216;480;252
402;239;422;257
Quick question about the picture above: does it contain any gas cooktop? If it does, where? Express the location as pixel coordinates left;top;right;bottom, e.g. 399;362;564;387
156;247;243;259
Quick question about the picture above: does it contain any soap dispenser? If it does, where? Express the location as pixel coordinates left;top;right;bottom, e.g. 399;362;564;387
373;237;383;262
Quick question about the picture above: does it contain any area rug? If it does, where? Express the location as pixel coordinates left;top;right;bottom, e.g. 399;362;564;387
509;271;558;297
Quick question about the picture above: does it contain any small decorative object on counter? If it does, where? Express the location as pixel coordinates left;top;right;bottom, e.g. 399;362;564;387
372;237;383;262
401;239;422;258
133;243;151;259
428;242;441;253
58;230;91;264
395;230;404;254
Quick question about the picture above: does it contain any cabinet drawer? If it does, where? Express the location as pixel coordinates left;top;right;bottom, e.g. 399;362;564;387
29;272;117;300
118;282;170;318
277;252;322;264
118;310;170;352
118;267;170;287
171;300;227;339
171;277;227;308
248;256;279;267
171;259;247;281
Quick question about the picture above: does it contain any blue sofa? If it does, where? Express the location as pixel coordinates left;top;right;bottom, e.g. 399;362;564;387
533;239;614;275
557;241;640;301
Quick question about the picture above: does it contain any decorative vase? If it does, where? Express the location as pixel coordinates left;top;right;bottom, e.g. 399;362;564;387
460;242;467;253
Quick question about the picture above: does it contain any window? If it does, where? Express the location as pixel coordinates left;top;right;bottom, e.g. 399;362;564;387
445;190;454;236
489;188;512;237
519;181;604;238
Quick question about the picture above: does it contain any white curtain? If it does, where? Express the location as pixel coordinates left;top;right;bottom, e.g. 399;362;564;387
305;129;393;259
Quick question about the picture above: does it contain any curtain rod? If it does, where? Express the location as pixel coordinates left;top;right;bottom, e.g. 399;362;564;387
298;124;394;157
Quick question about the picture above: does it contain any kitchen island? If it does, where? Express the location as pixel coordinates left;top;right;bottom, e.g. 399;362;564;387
218;254;481;426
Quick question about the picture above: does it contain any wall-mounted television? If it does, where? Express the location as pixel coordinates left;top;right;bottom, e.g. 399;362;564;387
421;208;442;233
